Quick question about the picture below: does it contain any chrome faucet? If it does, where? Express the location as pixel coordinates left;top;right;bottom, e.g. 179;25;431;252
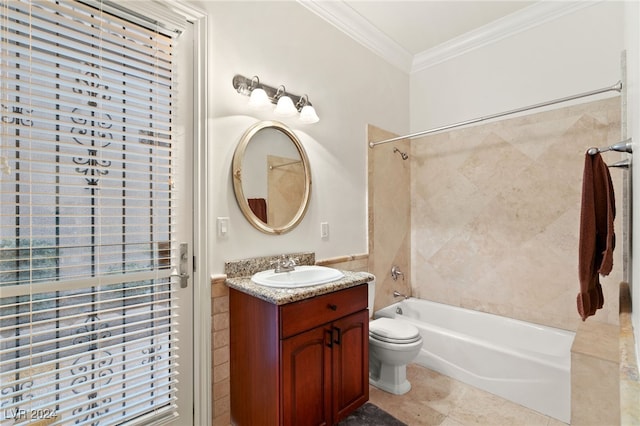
271;254;298;273
391;265;404;281
393;290;409;299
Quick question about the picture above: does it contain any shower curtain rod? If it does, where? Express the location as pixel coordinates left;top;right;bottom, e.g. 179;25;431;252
369;81;623;148
269;159;302;170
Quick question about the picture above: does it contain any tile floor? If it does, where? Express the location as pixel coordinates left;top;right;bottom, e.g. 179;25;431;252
368;364;568;426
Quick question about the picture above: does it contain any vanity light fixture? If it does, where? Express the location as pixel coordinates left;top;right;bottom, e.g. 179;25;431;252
232;74;320;123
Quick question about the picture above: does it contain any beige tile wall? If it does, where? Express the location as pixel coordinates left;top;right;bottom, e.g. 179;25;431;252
619;282;640;424
410;97;623;330
571;320;620;424
368;125;412;312
316;254;369;272
211;275;230;426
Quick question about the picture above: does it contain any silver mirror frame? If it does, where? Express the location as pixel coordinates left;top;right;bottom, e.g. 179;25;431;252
232;121;312;235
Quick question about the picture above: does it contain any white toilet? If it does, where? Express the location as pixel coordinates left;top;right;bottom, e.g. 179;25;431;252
368;281;423;395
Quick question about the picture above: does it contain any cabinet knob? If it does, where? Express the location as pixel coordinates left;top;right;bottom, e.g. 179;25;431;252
328;304;337;311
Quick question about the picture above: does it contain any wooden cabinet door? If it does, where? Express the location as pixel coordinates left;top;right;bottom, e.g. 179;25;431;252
281;325;332;426
331;310;369;423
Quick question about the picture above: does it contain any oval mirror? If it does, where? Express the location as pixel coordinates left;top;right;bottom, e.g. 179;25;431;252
232;121;312;234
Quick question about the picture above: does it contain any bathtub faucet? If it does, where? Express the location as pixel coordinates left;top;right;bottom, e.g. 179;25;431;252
393;290;409;299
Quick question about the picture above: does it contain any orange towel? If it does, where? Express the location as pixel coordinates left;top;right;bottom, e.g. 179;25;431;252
577;152;615;321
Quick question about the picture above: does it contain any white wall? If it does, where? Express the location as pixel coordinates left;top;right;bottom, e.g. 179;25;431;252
410;2;624;132
195;1;409;274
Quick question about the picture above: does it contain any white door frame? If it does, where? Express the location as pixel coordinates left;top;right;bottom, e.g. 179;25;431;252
189;9;211;426
160;2;210;425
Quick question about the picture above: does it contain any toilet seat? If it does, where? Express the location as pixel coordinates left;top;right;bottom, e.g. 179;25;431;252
370;318;421;344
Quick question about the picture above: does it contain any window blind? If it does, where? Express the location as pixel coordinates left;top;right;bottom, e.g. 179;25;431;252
0;1;180;424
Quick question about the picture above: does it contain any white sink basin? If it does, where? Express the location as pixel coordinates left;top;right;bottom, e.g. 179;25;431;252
251;265;345;288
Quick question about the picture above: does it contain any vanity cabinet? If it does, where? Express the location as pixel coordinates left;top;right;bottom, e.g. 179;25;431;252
230;284;369;426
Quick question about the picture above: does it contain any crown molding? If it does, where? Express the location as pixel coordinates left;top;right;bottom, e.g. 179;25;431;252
298;0;600;75
412;1;600;73
297;0;414;73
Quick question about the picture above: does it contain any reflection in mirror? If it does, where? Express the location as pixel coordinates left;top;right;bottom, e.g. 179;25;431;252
267;155;305;227
232;121;311;234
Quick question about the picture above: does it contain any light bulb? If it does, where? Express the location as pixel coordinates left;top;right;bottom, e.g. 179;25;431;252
299;105;319;123
274;95;297;117
248;88;271;110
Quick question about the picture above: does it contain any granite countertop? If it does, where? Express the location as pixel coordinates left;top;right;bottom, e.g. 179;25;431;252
225;269;374;305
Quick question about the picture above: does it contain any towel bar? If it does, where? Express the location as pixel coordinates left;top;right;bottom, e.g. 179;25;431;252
587;138;632;155
608;159;631;169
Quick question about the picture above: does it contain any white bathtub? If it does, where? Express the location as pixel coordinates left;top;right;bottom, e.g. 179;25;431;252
375;298;575;423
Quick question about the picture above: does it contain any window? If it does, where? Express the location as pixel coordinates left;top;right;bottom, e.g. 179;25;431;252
0;1;182;424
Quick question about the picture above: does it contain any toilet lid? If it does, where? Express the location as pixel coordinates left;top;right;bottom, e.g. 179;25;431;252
370;318;421;343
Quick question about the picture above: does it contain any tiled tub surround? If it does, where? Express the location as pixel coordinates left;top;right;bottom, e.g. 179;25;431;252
368;125;412;313
411;97;623;330
211;253;370;425
366;98;637;423
570;281;639;425
570;318;620;425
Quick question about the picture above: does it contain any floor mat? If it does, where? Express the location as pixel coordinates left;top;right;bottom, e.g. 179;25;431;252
337;402;407;426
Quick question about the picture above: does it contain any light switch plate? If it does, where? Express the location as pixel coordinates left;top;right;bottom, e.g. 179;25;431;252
320;222;329;239
217;217;229;238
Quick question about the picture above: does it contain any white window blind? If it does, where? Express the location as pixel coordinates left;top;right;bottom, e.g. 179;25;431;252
0;1;180;424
